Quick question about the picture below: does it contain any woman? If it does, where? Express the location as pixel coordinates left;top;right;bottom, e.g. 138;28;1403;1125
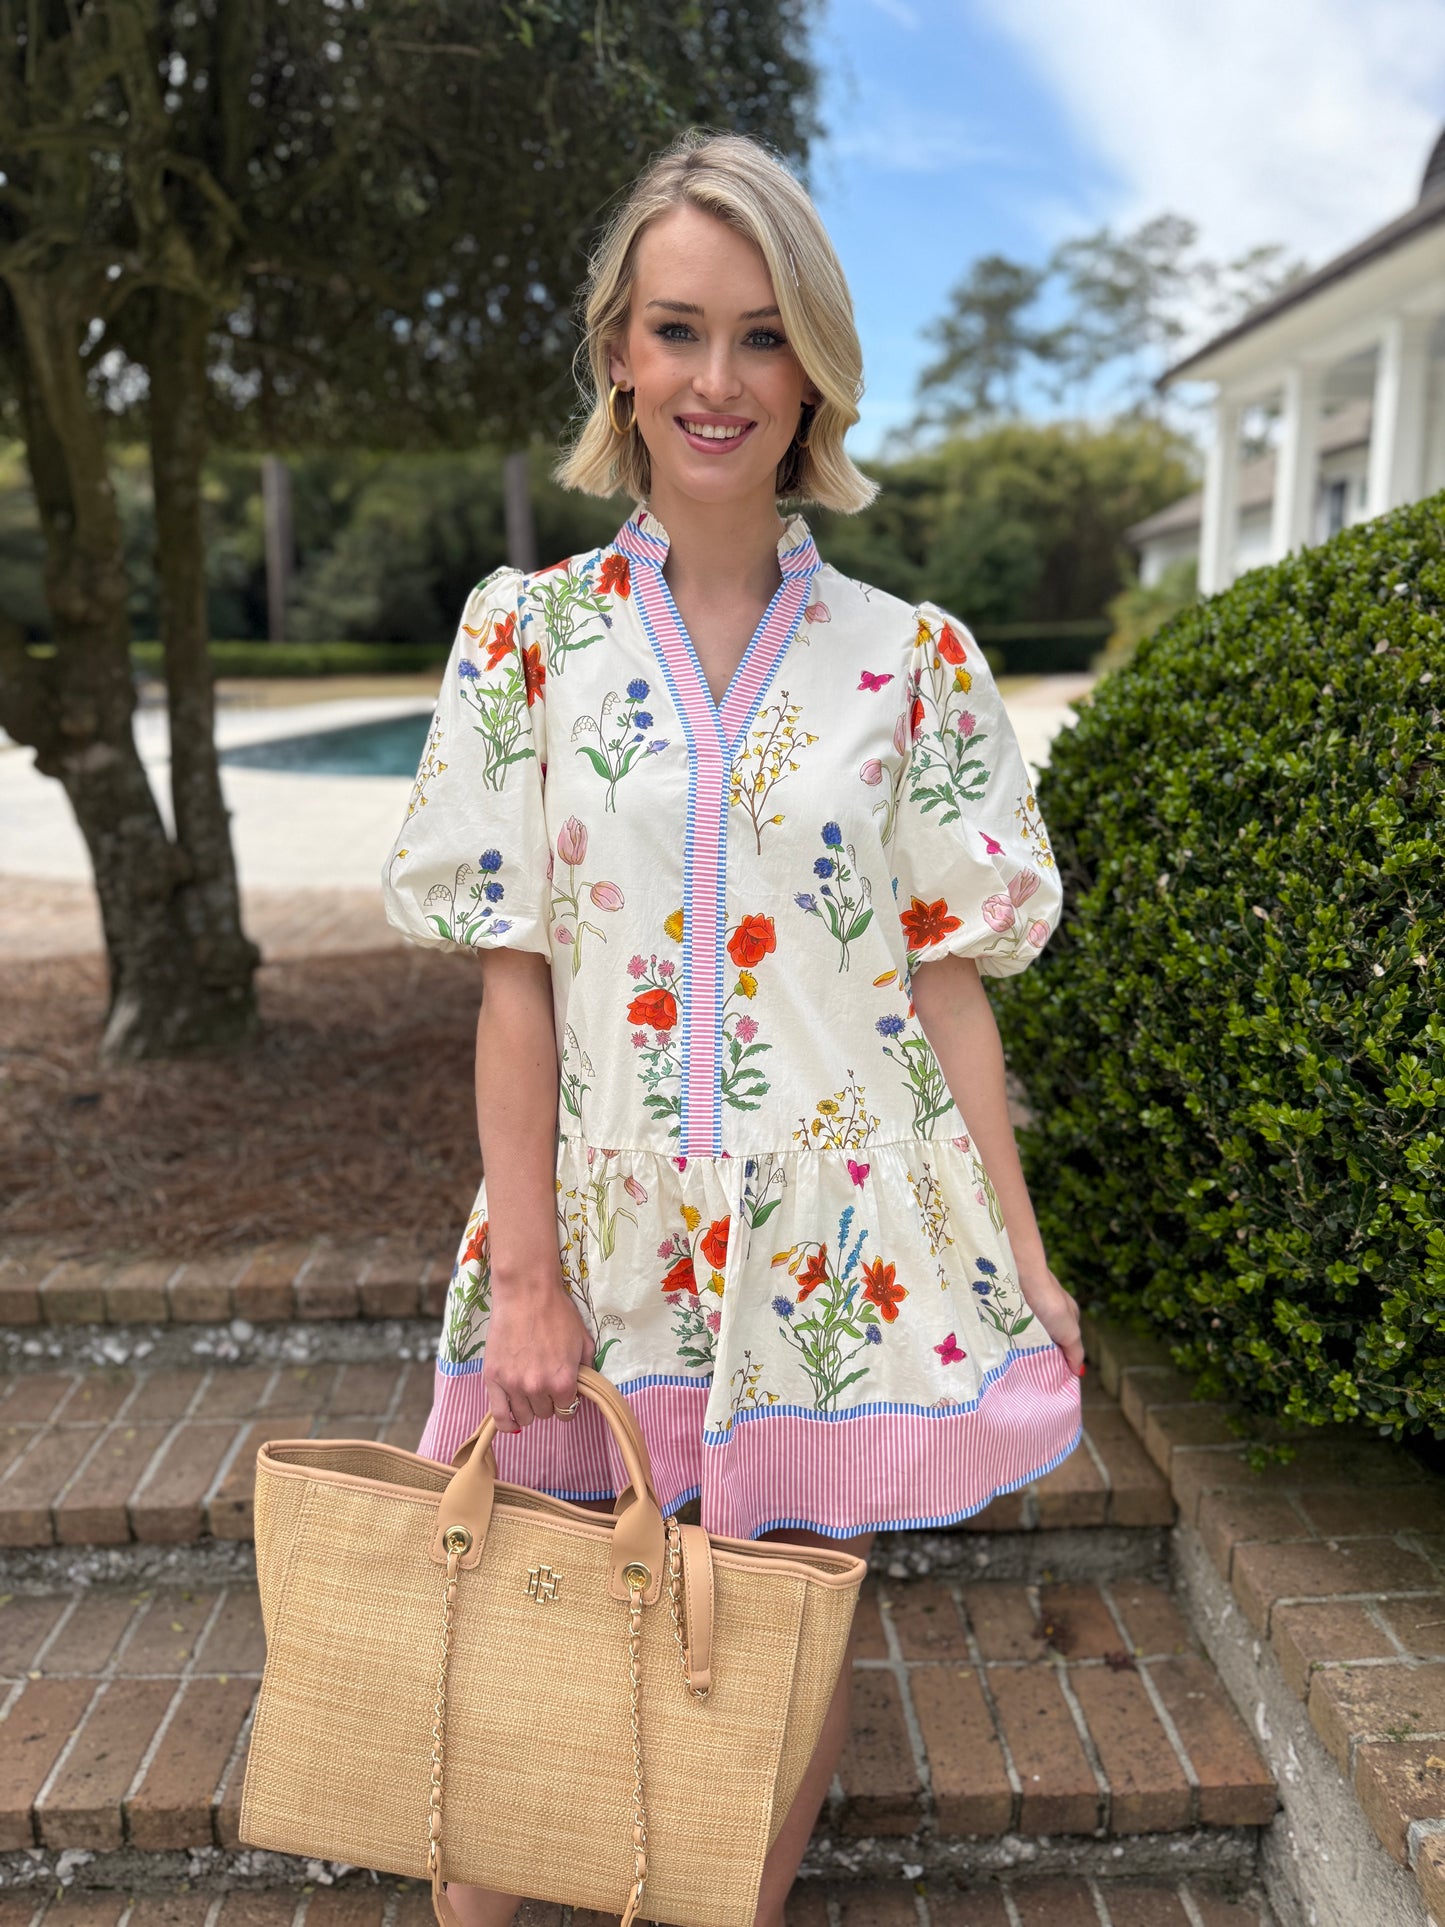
382;127;1084;1927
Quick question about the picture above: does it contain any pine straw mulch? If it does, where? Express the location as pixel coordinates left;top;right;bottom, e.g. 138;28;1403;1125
0;948;486;1260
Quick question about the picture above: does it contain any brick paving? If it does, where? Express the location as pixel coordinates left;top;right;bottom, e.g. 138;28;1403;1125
0;1880;1275;1925
0;1370;1170;1550
0;1240;454;1330
0;1566;1272;1858
1084;1310;1445;1923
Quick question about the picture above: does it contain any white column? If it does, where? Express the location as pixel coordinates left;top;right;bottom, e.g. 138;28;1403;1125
1365;313;1433;516
1269;363;1324;561
1198;391;1244;595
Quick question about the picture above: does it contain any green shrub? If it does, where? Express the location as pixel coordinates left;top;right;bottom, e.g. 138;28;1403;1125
997;493;1444;1434
128;640;448;678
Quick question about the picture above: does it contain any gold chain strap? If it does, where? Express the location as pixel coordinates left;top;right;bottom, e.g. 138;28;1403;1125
427;1532;465;1882
665;1516;711;1701
622;1565;649;1925
427;1516;711;1923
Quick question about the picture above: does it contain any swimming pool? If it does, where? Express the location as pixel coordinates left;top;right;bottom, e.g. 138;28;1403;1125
219;710;433;776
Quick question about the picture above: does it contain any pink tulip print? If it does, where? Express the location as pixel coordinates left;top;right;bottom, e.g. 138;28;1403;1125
549;816;622;974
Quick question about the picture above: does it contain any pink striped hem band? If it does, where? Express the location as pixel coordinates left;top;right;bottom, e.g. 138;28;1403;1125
413;1343;1082;1542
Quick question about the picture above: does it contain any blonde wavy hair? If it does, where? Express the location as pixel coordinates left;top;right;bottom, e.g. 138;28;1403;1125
553;129;878;514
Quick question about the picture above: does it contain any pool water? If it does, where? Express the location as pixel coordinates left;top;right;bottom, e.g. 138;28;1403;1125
220;710;432;776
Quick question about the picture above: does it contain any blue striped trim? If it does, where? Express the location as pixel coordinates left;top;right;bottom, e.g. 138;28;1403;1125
627;568;701;1142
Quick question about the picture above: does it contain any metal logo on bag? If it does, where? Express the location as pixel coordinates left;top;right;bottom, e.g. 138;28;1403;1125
526;1564;562;1602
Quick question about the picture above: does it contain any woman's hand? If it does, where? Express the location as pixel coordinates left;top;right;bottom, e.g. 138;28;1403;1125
1017;1262;1085;1376
483;1269;594;1431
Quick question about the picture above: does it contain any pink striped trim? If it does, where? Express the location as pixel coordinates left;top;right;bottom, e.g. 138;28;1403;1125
412;1346;1082;1542
614;506;821;1154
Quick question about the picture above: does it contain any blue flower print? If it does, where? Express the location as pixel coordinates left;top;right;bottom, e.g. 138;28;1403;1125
794;892;817;913
627;678;650;702
796;824;873;971
814;857;835;879
772;1295;795;1319
971;1278;993;1299
484;881;504;903
479;849;503;873
821;822;843;848
634;711;653;730
876;1014;905;1037
865;1325;882;1345
976;1256;998;1275
457;658;481;682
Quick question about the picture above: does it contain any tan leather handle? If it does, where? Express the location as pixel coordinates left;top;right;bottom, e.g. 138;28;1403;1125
430;1366;665;1604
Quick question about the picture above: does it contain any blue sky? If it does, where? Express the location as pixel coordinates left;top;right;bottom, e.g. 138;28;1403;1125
808;0;1445;454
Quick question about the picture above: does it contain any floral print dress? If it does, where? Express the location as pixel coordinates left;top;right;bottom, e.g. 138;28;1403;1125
381;500;1080;1539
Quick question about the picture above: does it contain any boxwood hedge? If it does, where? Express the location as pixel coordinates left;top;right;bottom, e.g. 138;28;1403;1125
997;493;1444;1434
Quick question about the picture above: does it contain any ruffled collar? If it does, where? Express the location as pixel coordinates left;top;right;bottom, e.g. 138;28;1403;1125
613;501;820;579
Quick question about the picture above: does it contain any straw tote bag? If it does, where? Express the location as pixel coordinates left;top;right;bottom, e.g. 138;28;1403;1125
238;1365;867;1927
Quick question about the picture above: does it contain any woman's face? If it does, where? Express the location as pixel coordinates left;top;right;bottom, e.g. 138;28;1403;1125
607;203;821;515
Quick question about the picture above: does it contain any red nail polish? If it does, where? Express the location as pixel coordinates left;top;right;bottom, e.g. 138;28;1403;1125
1078;1362;1087;1377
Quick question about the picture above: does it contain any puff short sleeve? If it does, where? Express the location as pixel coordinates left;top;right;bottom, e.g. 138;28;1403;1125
891;600;1063;978
381;565;551;956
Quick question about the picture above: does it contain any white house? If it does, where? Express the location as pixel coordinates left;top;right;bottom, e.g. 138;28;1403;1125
1127;126;1445;593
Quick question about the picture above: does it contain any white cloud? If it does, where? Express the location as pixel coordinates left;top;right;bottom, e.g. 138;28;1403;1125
865;0;923;25
970;0;1445;265
827;97;1019;173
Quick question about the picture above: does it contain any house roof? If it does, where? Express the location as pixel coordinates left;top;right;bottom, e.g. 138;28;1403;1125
1158;132;1445;386
1125;398;1372;542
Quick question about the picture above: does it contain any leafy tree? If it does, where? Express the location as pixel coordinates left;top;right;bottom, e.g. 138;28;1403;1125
814;416;1197;624
912;212;1310;433
0;0;818;1060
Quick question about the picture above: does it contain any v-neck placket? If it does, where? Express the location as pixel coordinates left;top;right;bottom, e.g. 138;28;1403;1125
613;502;823;1155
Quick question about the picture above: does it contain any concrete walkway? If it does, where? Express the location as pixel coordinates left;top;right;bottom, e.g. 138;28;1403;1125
0;674;1097;962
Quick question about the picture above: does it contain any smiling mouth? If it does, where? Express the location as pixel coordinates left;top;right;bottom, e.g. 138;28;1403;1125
675;416;756;444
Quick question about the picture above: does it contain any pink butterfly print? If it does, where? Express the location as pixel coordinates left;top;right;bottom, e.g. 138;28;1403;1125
934;1332;967;1365
857;670;894;692
804;600;831;623
672;1156;689;1171
846;1159;870;1187
980;831;1004;856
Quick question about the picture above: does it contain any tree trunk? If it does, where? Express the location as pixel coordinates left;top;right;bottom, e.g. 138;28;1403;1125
503;446;537;571
262;454;293;642
0;270;258;1060
148;286;262;1025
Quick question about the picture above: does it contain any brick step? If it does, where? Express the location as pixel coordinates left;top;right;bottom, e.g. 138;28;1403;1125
0;1878;1277;1925
0;1571;1275;1874
0;1368;1172;1557
0;1241;452;1330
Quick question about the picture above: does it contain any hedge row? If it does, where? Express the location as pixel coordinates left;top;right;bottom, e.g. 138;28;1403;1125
997;494;1444;1435
130;640;448;678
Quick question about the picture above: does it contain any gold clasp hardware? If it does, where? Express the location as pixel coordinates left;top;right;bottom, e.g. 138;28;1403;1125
443;1524;472;1554
622;1562;651;1593
526;1563;562;1602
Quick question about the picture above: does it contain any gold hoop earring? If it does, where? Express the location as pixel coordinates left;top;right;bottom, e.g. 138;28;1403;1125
607;382;634;437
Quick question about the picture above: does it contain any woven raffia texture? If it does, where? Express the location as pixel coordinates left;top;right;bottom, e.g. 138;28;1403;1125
240;1449;859;1927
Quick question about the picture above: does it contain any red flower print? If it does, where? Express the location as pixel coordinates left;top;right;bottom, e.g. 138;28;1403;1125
484;612;516;670
626;986;678;1031
900;895;963;950
700;1217;730;1271
522;640;545;707
462;1219;488;1266
726;914;777;968
936;622;966;665
796;1247;830;1301
661;1252;696;1295
598;552;631;598
862;1257;907;1323
909;694;926;741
